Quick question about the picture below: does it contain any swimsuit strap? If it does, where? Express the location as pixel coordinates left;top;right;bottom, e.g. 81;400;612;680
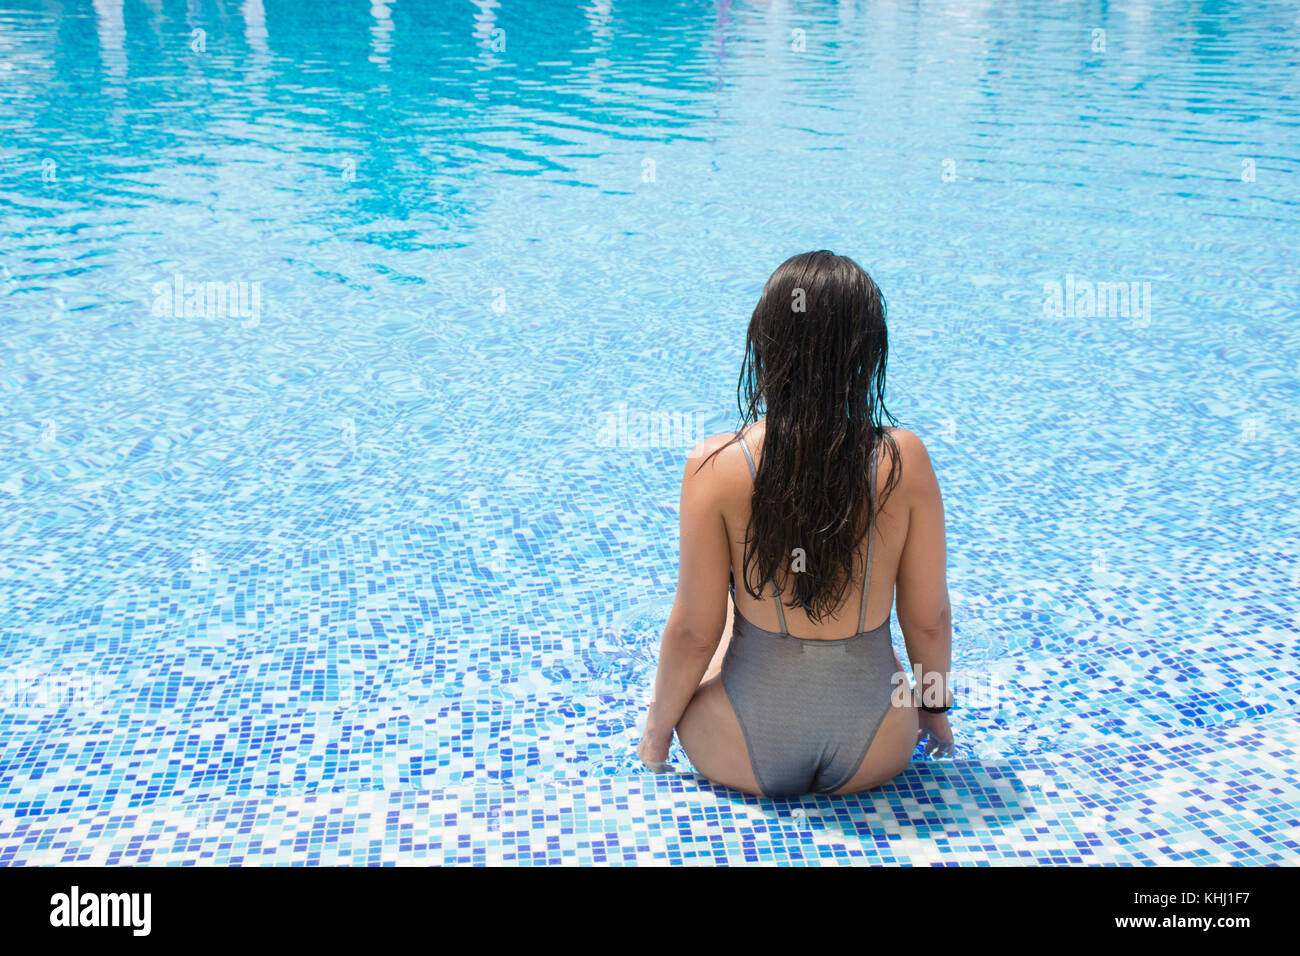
736;432;789;636
769;576;789;636
737;432;758;479
857;451;880;634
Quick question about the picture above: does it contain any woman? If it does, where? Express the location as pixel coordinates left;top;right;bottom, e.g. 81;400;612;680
637;250;955;799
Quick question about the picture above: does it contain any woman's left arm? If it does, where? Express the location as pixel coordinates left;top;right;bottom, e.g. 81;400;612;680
638;439;732;767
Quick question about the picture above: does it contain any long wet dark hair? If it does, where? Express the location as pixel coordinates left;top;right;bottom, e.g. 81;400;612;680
703;250;902;623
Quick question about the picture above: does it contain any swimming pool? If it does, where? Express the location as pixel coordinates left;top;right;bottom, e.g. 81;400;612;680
0;0;1296;864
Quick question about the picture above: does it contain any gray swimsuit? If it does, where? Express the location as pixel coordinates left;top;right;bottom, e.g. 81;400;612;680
721;434;897;799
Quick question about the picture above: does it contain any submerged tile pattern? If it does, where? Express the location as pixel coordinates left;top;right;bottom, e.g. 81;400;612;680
2;714;1297;866
0;545;1296;865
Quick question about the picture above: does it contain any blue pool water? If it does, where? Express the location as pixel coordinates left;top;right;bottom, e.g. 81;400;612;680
1;0;1297;864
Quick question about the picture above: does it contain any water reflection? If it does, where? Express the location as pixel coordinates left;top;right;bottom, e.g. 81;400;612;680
470;0;504;64
3;0;1298;267
91;0;126;87
243;0;271;66
369;0;394;70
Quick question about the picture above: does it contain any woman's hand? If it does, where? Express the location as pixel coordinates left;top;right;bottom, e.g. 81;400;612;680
917;710;955;757
637;705;675;772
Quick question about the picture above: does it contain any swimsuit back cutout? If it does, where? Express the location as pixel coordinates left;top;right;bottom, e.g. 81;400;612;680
734;431;879;637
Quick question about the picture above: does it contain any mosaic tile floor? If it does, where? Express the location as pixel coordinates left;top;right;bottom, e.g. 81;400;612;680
3;709;1296;866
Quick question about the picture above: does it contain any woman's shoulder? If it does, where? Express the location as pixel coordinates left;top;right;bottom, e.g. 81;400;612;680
884;426;929;460
880;426;940;498
687;424;928;463
683;424;933;482
686;430;750;472
678;431;755;510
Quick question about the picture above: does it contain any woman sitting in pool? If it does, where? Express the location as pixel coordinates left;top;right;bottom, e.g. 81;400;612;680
637;250;955;798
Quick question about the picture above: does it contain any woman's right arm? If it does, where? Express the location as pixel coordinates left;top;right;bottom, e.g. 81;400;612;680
892;430;955;755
